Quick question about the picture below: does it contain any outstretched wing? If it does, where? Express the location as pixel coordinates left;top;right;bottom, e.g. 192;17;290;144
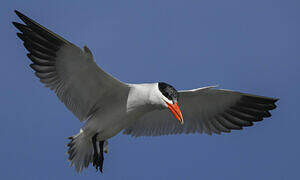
13;10;127;121
123;86;278;137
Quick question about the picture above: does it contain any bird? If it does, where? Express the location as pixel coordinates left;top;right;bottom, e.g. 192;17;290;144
12;10;278;173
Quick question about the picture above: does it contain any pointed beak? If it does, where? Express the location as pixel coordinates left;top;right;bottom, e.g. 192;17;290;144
165;101;184;125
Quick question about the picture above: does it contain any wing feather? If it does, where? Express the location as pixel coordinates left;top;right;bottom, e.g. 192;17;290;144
13;10;127;121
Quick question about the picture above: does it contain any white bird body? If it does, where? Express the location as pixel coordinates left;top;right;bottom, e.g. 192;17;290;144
13;10;278;173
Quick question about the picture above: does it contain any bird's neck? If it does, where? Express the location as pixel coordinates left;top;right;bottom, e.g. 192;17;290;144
126;83;159;114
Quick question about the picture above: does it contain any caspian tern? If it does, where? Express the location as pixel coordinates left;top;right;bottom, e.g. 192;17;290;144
13;10;278;173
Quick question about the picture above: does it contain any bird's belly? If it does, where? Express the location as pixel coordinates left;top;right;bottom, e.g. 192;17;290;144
97;111;147;140
82;106;130;140
97;119;125;140
82;101;153;140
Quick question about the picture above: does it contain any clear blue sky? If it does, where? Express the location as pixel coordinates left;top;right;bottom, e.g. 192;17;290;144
1;0;299;179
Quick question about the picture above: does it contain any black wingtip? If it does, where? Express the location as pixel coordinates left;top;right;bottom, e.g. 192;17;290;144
14;10;25;21
12;22;28;32
14;10;33;27
242;95;279;104
12;21;20;28
14;10;23;18
16;33;25;41
12;21;17;29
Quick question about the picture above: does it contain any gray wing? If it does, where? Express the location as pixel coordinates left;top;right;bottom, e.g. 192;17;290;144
13;10;127;121
123;86;278;137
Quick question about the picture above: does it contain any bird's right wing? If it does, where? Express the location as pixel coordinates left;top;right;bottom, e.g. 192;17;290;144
13;10;128;121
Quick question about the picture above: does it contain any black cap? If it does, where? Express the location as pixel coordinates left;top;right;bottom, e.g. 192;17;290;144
158;82;179;102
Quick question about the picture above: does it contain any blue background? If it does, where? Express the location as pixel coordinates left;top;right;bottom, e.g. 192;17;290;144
1;0;299;179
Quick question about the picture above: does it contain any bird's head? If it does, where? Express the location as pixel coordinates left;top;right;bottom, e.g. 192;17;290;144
158;82;184;125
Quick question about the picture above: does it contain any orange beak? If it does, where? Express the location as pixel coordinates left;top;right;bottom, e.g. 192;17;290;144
165;101;184;125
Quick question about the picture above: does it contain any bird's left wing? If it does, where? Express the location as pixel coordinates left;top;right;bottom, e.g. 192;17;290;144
123;86;278;137
13;11;128;122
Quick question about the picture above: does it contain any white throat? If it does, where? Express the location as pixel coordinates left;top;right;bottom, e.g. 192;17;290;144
126;83;167;114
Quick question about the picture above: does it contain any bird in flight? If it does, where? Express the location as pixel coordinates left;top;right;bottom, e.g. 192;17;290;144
13;10;278;173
